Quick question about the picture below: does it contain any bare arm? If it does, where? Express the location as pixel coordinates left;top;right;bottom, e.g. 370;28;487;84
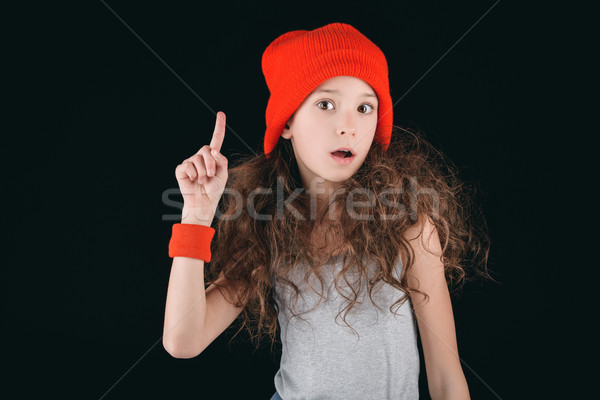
162;210;247;358
404;216;470;400
163;111;243;358
162;212;212;359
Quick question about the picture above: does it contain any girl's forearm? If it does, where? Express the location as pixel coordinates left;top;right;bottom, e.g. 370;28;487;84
430;375;471;400
162;215;213;358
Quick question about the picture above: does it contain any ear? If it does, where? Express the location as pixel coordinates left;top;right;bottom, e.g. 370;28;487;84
281;119;292;139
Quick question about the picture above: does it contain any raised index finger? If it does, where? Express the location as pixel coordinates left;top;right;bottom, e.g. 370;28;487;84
209;111;226;153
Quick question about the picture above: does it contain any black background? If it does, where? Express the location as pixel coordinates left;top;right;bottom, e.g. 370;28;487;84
4;1;586;399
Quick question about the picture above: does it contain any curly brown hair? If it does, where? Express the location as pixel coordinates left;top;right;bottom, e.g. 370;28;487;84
204;124;494;356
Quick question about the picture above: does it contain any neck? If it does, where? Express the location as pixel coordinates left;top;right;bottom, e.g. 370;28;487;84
304;178;343;207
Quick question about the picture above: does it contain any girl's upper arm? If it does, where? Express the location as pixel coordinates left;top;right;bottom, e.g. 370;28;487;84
403;217;469;397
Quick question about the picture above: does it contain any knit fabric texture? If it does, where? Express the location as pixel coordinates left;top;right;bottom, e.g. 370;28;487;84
168;223;216;262
261;22;394;158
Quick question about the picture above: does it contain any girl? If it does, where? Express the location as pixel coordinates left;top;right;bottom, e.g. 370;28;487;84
163;22;492;400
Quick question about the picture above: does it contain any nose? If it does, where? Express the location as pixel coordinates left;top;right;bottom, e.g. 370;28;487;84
336;109;357;137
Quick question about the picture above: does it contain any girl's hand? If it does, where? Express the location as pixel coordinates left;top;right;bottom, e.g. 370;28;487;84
175;111;229;218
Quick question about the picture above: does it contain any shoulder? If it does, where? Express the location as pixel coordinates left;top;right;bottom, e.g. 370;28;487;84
402;215;443;257
401;215;445;295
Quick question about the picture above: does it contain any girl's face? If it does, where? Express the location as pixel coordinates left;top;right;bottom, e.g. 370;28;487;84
281;75;379;196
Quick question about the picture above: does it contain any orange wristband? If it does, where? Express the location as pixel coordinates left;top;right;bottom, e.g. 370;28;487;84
168;223;216;262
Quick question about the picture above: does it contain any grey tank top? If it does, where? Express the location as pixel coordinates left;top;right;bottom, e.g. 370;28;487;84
271;254;420;399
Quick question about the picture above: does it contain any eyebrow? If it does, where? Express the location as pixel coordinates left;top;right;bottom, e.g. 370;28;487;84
312;88;377;99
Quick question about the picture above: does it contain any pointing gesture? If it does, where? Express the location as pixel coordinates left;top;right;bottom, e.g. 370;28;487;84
175;111;229;222
209;110;226;154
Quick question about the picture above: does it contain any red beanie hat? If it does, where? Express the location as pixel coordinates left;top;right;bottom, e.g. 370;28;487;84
261;22;393;158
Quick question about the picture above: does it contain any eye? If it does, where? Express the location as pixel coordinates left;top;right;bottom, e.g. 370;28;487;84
316;100;377;114
316;100;334;110
358;104;376;114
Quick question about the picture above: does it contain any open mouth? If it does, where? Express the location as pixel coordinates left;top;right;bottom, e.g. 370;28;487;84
330;150;353;158
330;149;356;165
